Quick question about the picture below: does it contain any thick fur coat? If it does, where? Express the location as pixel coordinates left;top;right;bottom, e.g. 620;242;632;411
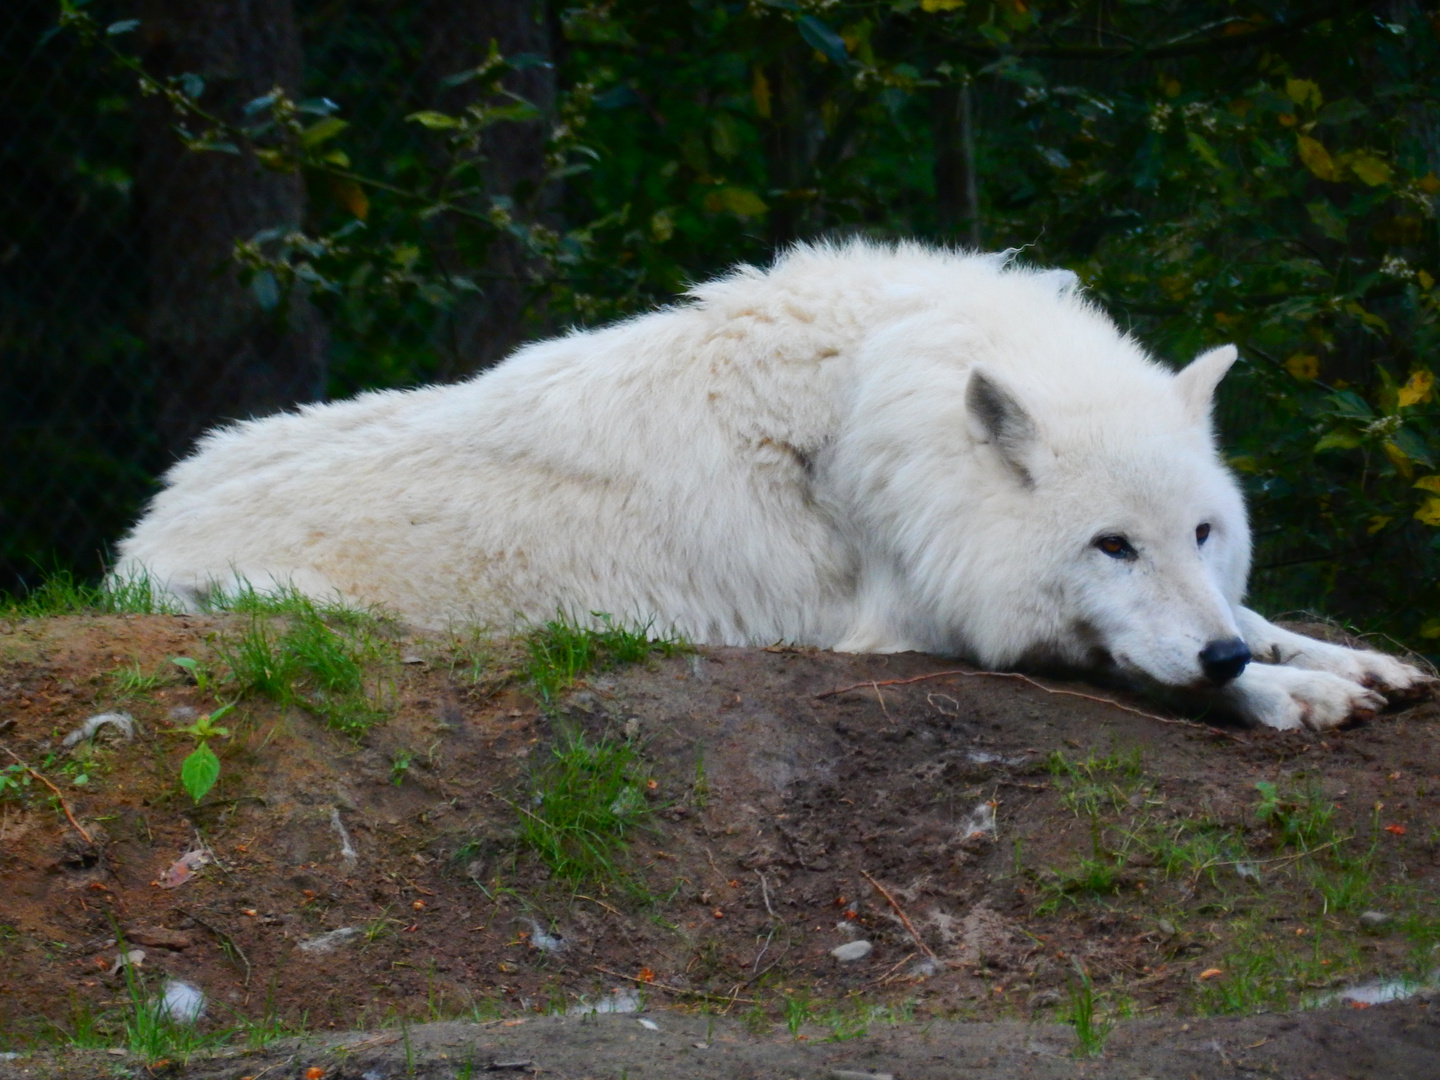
117;241;1428;729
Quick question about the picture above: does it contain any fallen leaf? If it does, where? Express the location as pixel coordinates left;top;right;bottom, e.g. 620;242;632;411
1385;823;1406;835
157;849;210;889
1199;968;1224;980
306;1068;326;1080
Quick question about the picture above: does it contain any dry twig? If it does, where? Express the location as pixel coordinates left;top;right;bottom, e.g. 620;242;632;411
593;965;756;1005
819;669;1247;743
861;869;938;963
1;745;92;842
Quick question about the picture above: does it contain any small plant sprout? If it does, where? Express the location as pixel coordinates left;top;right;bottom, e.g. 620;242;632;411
1067;960;1113;1057
391;750;414;786
169;655;214;695
170;703;235;803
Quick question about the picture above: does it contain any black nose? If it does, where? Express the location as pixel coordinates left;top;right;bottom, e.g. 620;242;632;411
1199;637;1251;684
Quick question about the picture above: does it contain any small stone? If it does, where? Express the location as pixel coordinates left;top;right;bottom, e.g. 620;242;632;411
1359;911;1391;931
1157;919;1177;938
830;940;873;962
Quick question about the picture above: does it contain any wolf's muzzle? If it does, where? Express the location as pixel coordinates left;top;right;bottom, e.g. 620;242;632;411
1199;637;1251;684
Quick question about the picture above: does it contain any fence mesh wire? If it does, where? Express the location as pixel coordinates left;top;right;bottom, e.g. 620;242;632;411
1;1;462;596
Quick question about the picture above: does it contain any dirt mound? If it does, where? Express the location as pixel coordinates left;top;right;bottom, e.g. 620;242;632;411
1;614;1438;1078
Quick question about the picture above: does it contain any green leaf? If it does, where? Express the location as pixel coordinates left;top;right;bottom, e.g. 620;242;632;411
407;110;463;130
1186;131;1224;171
251;270;280;311
181;742;220;804
300;117;349;148
1315;429;1362;452
797;16;850;65
106;19;139;35
1305;199;1348;242
1327;390;1374;419
1392;427;1433;468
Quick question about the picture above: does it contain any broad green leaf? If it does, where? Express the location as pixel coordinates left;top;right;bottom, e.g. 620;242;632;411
1315;429;1362;452
181;742;220;804
797;15;850;65
300;117;348;148
1391;427;1433;467
407;110;462;130
1305;199;1347;242
106;19;139;35
251;270;280;311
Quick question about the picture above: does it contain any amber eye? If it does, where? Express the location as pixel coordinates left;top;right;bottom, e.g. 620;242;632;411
1096;535;1134;559
1196;522;1211;546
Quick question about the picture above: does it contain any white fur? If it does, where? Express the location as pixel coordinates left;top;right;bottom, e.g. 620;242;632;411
115;240;1429;729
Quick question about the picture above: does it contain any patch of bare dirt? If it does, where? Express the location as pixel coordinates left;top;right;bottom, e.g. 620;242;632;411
1;614;1438;1079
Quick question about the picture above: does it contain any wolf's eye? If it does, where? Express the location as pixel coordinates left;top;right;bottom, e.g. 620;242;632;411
1095;535;1134;559
1196;522;1211;546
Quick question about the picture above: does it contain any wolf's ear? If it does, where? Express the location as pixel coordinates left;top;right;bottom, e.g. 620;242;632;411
966;364;1040;488
1175;344;1238;424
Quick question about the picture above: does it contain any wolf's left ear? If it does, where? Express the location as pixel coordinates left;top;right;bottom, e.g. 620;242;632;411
966;364;1040;487
1174;345;1238;424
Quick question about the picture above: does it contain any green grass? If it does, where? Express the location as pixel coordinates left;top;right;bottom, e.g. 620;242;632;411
517;726;657;892
212;591;395;737
524;611;686;702
1;567;179;618
1066;962;1114;1057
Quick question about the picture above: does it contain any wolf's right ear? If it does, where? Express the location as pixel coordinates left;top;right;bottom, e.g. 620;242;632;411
1174;344;1238;424
966;364;1039;488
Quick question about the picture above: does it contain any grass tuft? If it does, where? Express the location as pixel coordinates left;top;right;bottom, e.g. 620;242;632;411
1;567;179;618
517;727;657;892
524;612;686;702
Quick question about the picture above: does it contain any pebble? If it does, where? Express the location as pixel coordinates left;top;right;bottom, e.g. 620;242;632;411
830;940;873;962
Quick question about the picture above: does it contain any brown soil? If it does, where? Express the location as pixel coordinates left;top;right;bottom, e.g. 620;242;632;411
1;614;1438;1079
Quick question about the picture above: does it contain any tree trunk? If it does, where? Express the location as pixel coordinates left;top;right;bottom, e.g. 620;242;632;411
934;81;981;249
422;0;555;377
137;0;327;463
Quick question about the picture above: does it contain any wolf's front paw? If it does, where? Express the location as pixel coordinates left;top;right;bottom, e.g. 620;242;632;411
1224;664;1386;731
1321;647;1434;700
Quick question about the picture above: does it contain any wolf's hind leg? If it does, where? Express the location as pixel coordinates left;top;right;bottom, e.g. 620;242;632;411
1234;607;1432;699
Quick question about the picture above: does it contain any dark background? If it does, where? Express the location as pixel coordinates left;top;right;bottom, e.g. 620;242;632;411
4;0;1438;649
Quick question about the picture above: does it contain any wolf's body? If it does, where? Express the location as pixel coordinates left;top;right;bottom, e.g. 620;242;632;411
116;241;1427;730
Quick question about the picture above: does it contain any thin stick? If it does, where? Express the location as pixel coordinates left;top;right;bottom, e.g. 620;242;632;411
1;746;92;843
819;669;1246;743
871;681;892;722
756;870;777;918
575;893;623;917
592;966;756;1005
860;869;937;963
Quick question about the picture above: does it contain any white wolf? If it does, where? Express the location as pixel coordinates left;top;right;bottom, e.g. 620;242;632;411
116;241;1428;730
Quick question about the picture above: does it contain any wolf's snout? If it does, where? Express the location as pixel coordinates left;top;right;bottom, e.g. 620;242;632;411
1199;637;1251;684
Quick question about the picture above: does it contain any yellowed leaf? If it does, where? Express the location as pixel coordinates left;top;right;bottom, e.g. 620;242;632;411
1285;353;1319;380
1285;78;1322;110
1383;441;1414;479
751;67;771;120
1366;515;1393;535
1296;135;1337;181
329;177;369;220
706;186;768;218
1415;496;1440;526
1419;269;1435;290
1421;617;1440;639
1348;152;1391;187
1413;475;1440;494
1397;370;1434;408
921;0;966;9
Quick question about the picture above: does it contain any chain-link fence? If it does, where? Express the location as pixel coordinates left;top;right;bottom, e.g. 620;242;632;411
2;0;546;597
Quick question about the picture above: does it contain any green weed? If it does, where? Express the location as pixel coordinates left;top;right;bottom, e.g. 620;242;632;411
1;568;179;619
517;727;656;892
109;661;171;697
213;592;395;736
524;611;686;702
1066;962;1113;1057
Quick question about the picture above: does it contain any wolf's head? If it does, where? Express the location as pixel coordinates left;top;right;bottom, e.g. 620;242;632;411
957;343;1253;689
